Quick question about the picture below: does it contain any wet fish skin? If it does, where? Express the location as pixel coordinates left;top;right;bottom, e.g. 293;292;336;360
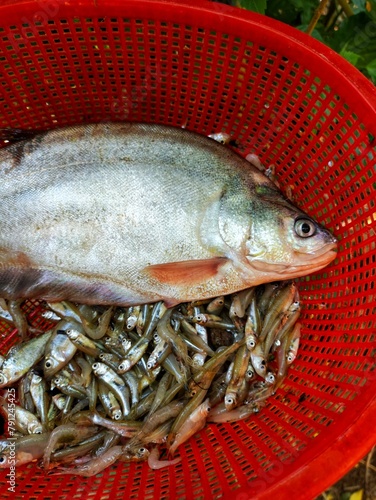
0;331;52;387
44;323;78;379
0;123;337;306
0;433;50;468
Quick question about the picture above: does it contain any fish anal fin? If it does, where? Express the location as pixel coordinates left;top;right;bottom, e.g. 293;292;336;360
143;257;229;286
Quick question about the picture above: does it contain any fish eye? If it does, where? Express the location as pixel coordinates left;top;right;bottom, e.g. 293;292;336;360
294;218;317;238
0;455;6;463
44;359;53;369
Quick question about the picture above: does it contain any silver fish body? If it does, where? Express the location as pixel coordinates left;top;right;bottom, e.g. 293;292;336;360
0;123;337;306
0;331;52;387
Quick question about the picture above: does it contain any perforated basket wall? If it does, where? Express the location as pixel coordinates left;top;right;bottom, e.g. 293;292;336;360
0;1;375;499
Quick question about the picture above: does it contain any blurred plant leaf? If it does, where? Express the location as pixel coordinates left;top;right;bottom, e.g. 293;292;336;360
236;0;267;14
296;24;325;42
348;489;363;500
323;11;376;82
340;493;352;500
265;0;318;25
224;0;376;84
340;49;361;66
365;57;376;77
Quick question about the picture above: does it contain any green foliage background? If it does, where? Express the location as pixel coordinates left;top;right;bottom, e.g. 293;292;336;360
231;0;376;84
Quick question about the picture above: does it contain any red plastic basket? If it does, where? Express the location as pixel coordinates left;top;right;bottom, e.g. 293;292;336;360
0;1;375;499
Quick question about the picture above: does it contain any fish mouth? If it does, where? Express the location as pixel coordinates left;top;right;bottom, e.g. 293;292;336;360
249;242;338;277
290;241;338;271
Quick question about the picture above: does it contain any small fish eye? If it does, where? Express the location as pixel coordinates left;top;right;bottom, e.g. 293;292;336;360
294;218;317;238
45;360;52;368
0;455;6;463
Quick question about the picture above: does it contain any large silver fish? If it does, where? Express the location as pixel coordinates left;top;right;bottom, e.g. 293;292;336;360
0;123;337;306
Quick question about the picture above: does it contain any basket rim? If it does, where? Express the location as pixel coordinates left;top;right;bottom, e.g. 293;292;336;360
0;1;375;498
254;393;376;500
1;0;375;129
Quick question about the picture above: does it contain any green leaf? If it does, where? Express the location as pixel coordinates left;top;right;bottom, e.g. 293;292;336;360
236;0;267;14
265;0;317;25
340;49;361;66
352;0;369;15
366;0;376;21
323;12;376;61
349;490;363;500
365;57;376;78
296;24;325;43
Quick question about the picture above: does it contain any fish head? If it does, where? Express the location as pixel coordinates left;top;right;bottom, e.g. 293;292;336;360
243;185;338;281
92;362;107;376
65;329;79;340
134;447;150;460
30;372;42;385
0;451;11;468
43;355;63;379
28;422;43;434
44;329;77;378
112;409;122;420
52;394;66;410
0;371;9;388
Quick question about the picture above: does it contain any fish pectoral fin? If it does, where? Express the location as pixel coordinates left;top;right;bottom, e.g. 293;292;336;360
142;257;229;286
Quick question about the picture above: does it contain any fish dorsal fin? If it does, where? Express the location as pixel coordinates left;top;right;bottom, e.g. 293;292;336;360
142;257;229;286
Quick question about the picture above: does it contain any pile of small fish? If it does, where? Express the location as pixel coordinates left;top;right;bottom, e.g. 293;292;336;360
0;281;301;476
